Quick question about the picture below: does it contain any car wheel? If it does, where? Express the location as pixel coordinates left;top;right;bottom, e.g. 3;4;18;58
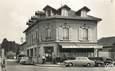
87;63;91;67
97;63;102;67
68;63;73;67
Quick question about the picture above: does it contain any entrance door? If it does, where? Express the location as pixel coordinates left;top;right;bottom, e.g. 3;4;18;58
44;47;54;62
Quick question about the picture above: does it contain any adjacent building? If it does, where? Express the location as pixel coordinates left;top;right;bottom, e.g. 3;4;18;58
98;37;115;60
24;5;102;63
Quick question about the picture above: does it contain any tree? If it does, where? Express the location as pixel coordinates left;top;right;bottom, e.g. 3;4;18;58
16;47;20;58
1;38;20;57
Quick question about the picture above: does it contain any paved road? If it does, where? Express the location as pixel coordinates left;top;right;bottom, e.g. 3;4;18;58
6;64;115;71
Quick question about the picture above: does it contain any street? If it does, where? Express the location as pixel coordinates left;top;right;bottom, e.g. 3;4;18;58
6;64;115;71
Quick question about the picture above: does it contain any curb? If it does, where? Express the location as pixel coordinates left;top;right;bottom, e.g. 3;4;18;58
35;64;62;67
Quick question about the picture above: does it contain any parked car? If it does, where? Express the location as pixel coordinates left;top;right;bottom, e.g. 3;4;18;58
17;54;26;63
88;57;105;67
20;56;35;65
88;57;114;67
64;57;95;67
104;58;113;64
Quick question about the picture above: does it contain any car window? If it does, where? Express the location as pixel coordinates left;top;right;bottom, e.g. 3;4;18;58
76;57;88;60
106;59;112;61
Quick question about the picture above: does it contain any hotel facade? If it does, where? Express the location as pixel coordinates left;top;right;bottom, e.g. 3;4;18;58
24;5;102;63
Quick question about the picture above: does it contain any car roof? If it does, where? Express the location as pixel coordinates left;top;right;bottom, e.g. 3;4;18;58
76;57;87;58
88;57;113;60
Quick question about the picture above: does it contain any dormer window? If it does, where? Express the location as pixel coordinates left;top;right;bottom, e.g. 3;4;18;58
35;11;45;18
61;8;68;16
46;10;51;16
81;10;87;17
58;5;71;16
43;5;57;17
76;6;90;17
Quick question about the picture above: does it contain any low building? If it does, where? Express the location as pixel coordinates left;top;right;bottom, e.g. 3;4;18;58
24;5;102;63
98;37;115;60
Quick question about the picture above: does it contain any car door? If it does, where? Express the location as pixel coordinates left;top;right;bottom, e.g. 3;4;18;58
80;58;86;66
75;58;81;66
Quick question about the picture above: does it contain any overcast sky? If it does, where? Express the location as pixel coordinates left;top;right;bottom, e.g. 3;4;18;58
0;0;115;44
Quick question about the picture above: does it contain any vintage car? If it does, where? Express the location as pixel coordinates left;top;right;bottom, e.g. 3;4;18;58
88;57;114;67
20;56;35;65
64;57;95;67
88;57;105;67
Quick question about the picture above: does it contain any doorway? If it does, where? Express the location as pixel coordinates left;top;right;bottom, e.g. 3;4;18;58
44;47;54;62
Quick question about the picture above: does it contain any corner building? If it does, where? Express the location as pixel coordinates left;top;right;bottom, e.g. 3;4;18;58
24;5;102;63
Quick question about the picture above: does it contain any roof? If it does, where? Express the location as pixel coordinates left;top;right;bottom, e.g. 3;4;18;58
43;5;56;11
20;42;27;46
24;15;101;33
37;15;101;21
35;11;45;15
58;5;71;10
24;5;102;33
76;6;90;13
98;36;115;46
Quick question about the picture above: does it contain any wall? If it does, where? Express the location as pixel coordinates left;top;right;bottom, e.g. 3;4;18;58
55;19;97;42
38;19;56;42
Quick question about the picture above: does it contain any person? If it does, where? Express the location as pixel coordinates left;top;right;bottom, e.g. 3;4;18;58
1;59;6;71
42;55;46;64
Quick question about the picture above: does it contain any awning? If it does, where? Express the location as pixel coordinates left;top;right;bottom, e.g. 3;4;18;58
59;44;102;49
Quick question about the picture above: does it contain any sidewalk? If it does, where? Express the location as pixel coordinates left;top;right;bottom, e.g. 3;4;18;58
35;63;63;67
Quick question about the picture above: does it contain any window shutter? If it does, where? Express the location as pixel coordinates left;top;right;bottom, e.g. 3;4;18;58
88;28;93;41
69;28;72;40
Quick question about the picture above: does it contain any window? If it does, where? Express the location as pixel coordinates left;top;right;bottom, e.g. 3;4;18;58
45;24;51;40
27;50;29;57
79;24;88;41
81;10;87;17
63;27;69;40
46;28;51;39
82;28;88;40
61;9;68;16
46;10;51;16
34;48;37;56
62;23;70;40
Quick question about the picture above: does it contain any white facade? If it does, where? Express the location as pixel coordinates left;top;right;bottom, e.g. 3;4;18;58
24;5;102;63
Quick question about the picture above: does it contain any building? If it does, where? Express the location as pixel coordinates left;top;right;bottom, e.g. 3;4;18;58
98;37;115;60
24;5;102;63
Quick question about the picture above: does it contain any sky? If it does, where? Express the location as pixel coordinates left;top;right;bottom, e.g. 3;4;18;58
0;0;115;44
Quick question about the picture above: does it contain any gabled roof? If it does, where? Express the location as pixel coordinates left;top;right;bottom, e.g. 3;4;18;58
76;6;90;14
43;5;56;11
77;6;90;12
58;5;71;10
